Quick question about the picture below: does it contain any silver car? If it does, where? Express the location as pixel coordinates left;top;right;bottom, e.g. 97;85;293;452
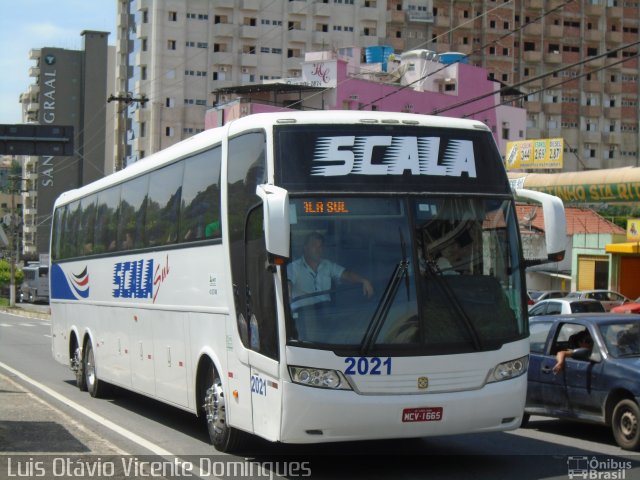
528;298;605;316
565;290;630;312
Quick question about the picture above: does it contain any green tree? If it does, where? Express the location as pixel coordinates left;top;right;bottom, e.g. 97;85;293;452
0;259;24;292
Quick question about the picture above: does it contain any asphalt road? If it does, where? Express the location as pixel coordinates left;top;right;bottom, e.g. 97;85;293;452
1;307;640;480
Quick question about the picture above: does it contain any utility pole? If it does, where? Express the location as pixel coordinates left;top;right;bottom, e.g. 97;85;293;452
8;175;21;307
108;93;148;171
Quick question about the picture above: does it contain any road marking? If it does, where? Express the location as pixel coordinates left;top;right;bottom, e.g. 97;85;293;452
0;361;218;478
0;361;174;455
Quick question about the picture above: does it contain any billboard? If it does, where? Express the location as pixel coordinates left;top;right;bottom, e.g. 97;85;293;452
505;138;563;170
628;219;640;242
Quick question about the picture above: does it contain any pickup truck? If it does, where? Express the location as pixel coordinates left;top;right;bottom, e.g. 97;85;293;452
525;313;640;450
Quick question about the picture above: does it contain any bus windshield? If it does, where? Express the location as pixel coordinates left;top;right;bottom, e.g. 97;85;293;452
284;196;524;355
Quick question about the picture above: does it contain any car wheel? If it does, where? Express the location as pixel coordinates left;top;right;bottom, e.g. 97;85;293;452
612;399;640;450
201;365;245;453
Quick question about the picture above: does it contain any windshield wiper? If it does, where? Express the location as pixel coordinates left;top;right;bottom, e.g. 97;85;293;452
424;250;483;351
360;229;409;355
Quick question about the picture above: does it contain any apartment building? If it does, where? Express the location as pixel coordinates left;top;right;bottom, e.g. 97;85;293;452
117;0;388;165
389;0;640;171
19;31;114;259
120;0;639;170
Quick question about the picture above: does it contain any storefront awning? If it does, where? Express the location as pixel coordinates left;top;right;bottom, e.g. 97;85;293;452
605;242;640;254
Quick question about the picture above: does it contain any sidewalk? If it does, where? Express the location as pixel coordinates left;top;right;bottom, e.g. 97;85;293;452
0;370;124;455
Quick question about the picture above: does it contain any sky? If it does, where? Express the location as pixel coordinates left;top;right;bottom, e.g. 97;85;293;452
0;0;116;124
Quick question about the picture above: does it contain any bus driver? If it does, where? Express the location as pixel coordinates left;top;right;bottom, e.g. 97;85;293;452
287;232;374;310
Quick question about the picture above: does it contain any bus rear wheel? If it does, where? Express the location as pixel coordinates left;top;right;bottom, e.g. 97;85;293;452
72;345;87;391
83;341;106;398
202;366;244;453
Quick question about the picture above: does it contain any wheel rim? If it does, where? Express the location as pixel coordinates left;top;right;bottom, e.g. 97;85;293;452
85;347;96;388
203;379;226;438
619;409;638;440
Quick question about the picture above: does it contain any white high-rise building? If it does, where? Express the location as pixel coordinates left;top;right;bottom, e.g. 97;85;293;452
117;0;389;166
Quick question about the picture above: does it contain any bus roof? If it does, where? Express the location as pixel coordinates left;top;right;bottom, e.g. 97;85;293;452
54;111;491;207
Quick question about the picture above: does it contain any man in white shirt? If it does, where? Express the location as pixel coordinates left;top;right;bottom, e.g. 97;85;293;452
287;232;374;310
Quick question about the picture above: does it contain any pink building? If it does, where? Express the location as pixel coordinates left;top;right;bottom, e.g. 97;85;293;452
205;48;525;156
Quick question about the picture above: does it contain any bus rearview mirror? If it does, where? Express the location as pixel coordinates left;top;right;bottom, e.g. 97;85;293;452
256;184;290;258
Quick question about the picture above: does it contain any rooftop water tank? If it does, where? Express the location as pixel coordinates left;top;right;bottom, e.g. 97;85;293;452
365;45;394;71
439;52;469;64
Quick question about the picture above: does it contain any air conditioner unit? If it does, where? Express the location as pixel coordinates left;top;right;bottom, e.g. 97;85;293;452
220;66;227;72
242;67;250;74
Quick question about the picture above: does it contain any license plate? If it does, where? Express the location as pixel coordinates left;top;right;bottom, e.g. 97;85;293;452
402;407;443;422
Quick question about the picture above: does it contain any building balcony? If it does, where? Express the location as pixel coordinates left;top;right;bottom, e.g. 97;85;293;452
585;30;601;42
583;80;602;93
28;66;39;78
213;0;234;8
606;31;622;44
606;57;622;69
605;82;622;94
524;23;542;35
406;11;433;23
543;102;562;115
26;102;39;113
523;51;542;63
286;56;304;70
582;131;601;143
435;15;450;28
29;48;41;60
604;107;622;119
240;53;258;67
213;23;235;37
386;9;404;23
240;0;259;10
545;24;563;38
23;224;37;234
24;208;37;216
211;52;231;64
360;7;380;21
603;132;622;144
314;3;331;17
527;0;543;8
585;4;605;16
607;6;623;18
454;16;474;29
288;29;307;44
312;31;331;45
587;56;604;68
543;52;562;64
525;101;542;113
582;105;602;117
240;25;259;39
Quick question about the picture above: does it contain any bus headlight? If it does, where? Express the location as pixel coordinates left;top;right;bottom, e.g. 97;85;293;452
486;355;528;383
289;366;352;390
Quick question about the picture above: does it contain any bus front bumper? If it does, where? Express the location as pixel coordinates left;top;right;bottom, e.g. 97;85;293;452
279;374;526;444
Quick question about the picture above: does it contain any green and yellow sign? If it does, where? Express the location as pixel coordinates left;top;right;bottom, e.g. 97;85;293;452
505;138;563;170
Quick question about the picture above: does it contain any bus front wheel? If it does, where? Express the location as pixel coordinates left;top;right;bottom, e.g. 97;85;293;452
202;366;244;453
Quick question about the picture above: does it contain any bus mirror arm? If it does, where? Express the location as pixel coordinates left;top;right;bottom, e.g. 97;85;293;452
256;184;290;259
513;187;566;264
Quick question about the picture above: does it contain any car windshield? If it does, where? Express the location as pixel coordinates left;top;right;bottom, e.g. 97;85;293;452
599;322;640;357
284;196;525;355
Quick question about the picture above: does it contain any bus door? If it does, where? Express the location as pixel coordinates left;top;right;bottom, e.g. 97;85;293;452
243;205;281;441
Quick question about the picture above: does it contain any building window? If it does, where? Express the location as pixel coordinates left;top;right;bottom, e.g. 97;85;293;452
165;127;174;137
168;11;177;21
168;40;176;50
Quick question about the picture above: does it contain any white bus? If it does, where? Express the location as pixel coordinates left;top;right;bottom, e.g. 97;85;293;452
50;111;565;452
20;263;49;303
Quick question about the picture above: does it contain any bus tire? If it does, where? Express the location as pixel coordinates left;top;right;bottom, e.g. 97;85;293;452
83;340;106;398
73;344;87;391
202;365;244;453
612;399;640;450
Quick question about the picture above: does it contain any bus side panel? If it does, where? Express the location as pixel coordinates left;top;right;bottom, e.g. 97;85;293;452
51;302;71;367
153;310;188;406
223;314;254;434
99;305;132;389
131;311;156;396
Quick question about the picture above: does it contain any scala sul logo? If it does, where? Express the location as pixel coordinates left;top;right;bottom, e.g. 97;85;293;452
312;136;477;178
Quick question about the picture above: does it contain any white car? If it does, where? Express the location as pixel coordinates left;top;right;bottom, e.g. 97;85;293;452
565;290;630;312
528;298;605;316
